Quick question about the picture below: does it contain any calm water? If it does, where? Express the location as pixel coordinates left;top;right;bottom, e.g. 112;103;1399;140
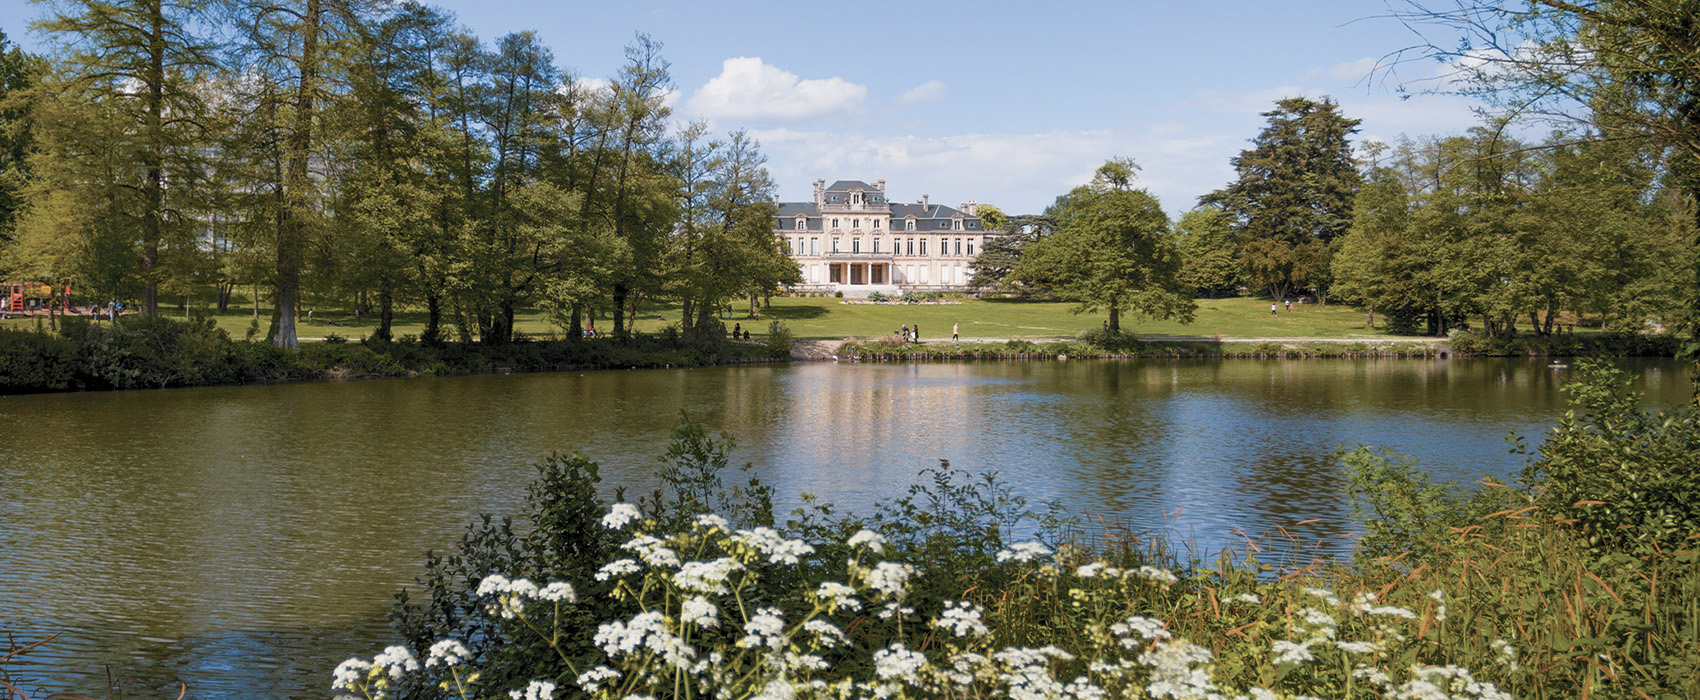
0;358;1689;698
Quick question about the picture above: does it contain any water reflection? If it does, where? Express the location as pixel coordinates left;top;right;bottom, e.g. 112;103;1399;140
0;358;1687;698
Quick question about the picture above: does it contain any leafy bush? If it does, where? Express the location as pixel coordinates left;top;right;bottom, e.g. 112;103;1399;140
0;326;80;392
77;315;241;389
865;291;890;302
764;320;793;359
834;291;844;298
1076;326;1145;353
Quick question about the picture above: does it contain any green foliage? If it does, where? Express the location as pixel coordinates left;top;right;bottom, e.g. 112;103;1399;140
764;320;792;359
644;418;775;531
74;315;241;389
1076;326;1145;352
1524;361;1700;554
0;326;78;391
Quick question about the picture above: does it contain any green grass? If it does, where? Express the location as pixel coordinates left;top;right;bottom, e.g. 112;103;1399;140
0;295;1416;341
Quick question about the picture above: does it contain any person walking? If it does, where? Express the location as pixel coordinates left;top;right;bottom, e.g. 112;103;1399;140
952;322;959;341
1285;300;1292;312
1270;303;1277;316
912;323;920;343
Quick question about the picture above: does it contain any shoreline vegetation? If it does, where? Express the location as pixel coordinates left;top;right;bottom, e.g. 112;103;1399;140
283;364;1700;699
0;309;1681;395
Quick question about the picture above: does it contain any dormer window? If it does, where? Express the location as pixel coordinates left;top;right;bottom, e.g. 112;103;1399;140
829;194;841;203
795;218;805;231
852;192;862;205
906;219;916;231
953;219;963;231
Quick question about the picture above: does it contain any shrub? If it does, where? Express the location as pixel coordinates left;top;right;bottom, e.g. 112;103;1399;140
77;315;241;389
0;326;80;392
1076;326;1145;353
866;291;890;302
834;290;844;298
764;320;793;359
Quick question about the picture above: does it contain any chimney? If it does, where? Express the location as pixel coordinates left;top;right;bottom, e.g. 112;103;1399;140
813;179;826;206
874;179;886;192
920;194;929;212
964;200;978;216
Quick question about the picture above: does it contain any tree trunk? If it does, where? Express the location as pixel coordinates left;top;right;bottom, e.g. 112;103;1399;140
612;284;628;337
1108;305;1121;332
568;301;582;340
376;288;393;342
273;0;320;350
423;293;442;344
140;0;166;317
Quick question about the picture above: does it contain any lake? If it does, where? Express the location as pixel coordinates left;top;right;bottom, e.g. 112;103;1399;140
0;357;1688;698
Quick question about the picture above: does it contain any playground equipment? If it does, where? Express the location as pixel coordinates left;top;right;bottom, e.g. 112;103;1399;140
3;283;74;315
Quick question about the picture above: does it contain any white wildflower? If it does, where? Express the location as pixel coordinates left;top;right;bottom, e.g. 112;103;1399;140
1352;665;1392;685
1110;615;1172;644
509;680;557;700
877;601;914;619
847;529;887;553
595;558;641;581
995;541;1052;563
740;607;786;649
1429;589;1449;622
1232;593;1262;605
425;639;471;668
1135;566;1179;584
866;561;916;599
371;645;419;680
537;582;575;603
1366;604;1418;619
680;596;719;628
802;619;849;648
1335;640;1381;654
674;557;743;594
932;600;990;638
331;658;372;690
642;546;680;568
693;513;730;532
594;611;668;656
1250;688;1278;700
1491;638;1520;671
1075;562;1107;578
601;503;641;530
733;527;817;565
815;581;862;611
1138;639;1215;699
1272;639;1317;664
1304;587;1342;606
575;667;621;693
873;643;928;681
1299;608;1337;628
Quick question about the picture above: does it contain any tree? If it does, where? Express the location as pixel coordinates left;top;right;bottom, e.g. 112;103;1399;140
1204;97;1362;299
1174;207;1239;298
1008;159;1195;331
968;213;1054;290
30;0;220;316
0;28;39;241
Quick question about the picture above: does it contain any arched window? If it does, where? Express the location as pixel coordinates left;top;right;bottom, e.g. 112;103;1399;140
906;219;916;231
795;218;805;230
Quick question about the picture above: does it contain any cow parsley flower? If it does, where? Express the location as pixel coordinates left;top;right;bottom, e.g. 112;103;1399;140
693;513;730;532
1138;640;1215;699
425;639;471;668
1491;638;1520;671
866;561;916;598
815;581;862;611
803;619;849;648
873;643;928;681
1335;640;1381;654
537;582;575;603
332;658;372;690
575;667;621;693
596;558;641;581
1232;593;1262;605
1111;615;1172;643
995;541;1052;563
1352;665;1392;685
1135;566;1179;584
1304;587;1342;606
847;529;886;553
680;596;719;628
1272;639;1317;665
1075;562;1107;578
674;557;743;594
595;611;668;656
877;601;915;619
602;503;642;530
372;645;419;680
733;527;816;564
932;600;990;638
1429;589;1448;621
509;680;556;700
740;607;786;649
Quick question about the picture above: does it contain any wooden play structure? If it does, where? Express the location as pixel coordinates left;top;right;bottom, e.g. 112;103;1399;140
3;282;73;315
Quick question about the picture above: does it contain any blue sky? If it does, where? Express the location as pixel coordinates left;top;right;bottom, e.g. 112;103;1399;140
1;0;1484;215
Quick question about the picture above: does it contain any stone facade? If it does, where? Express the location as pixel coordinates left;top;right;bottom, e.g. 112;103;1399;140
774;179;990;296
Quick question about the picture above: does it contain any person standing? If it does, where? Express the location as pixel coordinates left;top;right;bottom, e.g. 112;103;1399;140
912;323;920;343
1285;300;1292;312
1270;303;1277;316
952;322;959;341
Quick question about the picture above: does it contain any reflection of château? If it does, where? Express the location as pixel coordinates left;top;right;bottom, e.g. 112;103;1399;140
775;179;992;296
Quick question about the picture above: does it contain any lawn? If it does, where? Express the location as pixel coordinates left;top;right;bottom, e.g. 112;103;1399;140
0;295;1406;341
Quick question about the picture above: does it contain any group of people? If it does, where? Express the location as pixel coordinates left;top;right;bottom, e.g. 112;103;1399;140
730;323;751;341
1270;299;1295;316
894;323;962;343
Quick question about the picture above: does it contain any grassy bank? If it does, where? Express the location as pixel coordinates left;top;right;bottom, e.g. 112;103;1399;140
0;315;784;394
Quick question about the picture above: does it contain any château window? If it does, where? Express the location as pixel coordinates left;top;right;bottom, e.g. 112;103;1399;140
832;218;840;230
919;239;927;256
873;219;880;229
852;219;860;230
795;219;805;230
873;238;880;253
967;240;974;256
810;238;818;255
955;238;962;256
953;220;963;231
832;238;840;253
907;238;914;255
852;238;861;253
906;219;915;231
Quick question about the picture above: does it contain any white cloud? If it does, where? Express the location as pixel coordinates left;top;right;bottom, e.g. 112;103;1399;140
894;80;947;108
684;57;867;124
1327;57;1381;84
